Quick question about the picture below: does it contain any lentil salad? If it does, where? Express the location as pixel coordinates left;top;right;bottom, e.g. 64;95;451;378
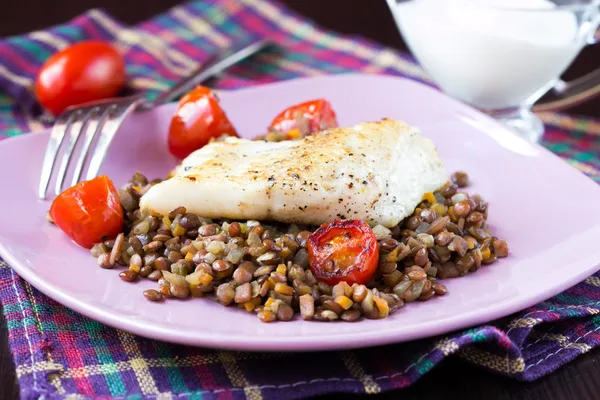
89;168;508;323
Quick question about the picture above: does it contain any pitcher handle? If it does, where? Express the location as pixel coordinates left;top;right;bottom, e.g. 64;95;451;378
533;69;600;112
533;17;600;112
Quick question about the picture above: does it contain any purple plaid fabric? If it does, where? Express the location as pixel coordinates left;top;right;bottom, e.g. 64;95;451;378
2;1;600;399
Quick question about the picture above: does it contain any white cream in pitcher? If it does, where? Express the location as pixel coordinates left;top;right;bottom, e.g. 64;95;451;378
390;0;584;109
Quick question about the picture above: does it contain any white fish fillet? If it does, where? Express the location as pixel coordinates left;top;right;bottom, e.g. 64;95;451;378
140;119;448;228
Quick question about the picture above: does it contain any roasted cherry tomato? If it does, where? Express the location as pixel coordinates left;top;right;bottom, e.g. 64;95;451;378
35;40;126;116
49;176;124;249
168;86;238;159
307;220;379;285
268;98;338;135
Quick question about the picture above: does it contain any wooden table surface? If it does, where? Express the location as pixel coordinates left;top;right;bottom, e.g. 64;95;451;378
1;1;600;399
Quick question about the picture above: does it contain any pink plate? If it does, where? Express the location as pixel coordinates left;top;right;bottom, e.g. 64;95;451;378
2;74;600;351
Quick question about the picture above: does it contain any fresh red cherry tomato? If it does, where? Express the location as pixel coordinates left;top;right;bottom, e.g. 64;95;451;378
168;86;238;159
268;98;338;135
307;220;379;285
49;176;124;249
35;40;126;116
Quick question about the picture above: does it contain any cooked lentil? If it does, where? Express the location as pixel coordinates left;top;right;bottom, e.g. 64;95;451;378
143;289;163;302
451;171;469;188
97;253;114;269
92;170;508;322
119;270;137;282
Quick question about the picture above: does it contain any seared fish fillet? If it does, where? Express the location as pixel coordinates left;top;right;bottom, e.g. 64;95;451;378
140;119;447;228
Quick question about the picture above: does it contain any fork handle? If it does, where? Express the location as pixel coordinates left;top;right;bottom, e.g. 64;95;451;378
138;39;272;111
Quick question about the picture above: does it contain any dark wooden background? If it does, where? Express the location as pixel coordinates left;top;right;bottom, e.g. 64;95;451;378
2;1;600;399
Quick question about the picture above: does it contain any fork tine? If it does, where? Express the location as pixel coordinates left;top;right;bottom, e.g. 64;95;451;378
38;111;80;200
54;108;95;196
85;98;142;181
70;106;108;187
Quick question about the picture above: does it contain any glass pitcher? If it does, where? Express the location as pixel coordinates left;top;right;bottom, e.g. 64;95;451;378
387;0;600;142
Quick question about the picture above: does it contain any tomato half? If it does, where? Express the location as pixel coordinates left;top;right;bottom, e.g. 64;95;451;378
35;40;126;115
307;220;379;285
268;98;338;135
49;176;124;249
168;86;239;159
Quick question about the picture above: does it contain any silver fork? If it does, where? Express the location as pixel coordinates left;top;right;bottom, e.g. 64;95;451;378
38;38;272;200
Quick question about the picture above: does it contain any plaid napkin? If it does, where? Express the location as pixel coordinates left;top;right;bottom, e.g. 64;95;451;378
2;1;600;399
